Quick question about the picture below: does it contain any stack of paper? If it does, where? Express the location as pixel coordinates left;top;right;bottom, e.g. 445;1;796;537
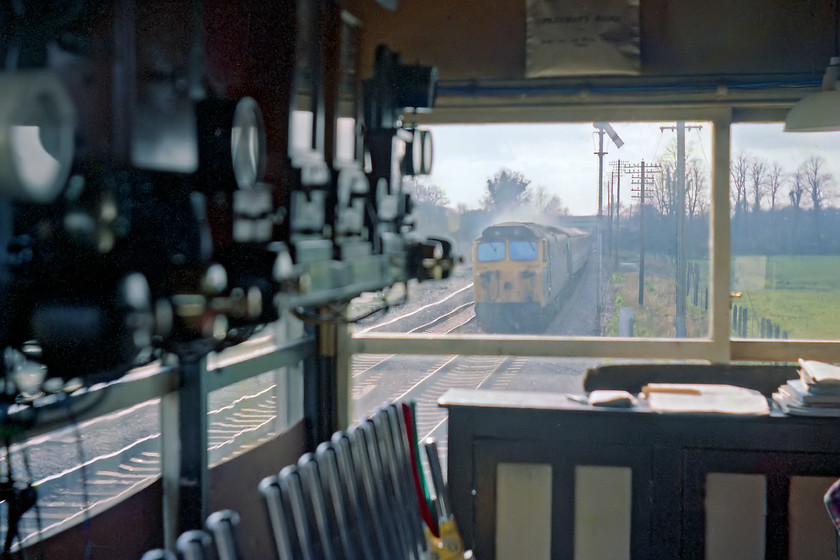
642;383;770;415
772;359;840;417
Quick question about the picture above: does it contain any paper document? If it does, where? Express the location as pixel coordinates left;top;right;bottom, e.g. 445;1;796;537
642;384;770;415
773;392;840;417
798;359;840;387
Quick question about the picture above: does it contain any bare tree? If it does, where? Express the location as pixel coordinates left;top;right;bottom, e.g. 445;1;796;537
530;184;567;215
767;162;785;211
650;164;675;216
405;177;450;207
789;168;804;210
686;158;708;219
653;139;708;220
403;177;451;235
800;156;834;212
730;154;749;216
748;157;767;213
652;141;680;217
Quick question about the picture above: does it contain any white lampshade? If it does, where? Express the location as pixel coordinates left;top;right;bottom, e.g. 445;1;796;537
785;89;840;131
785;57;840;132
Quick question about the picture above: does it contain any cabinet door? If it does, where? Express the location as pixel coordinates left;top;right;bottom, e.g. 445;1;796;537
682;449;840;560
474;439;653;560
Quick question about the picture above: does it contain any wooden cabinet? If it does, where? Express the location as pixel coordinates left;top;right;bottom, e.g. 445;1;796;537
441;389;840;560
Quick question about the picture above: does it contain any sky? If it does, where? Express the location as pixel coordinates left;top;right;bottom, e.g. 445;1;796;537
419;122;840;216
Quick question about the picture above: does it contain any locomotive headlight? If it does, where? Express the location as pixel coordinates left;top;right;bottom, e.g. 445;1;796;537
0;71;75;203
230;97;266;190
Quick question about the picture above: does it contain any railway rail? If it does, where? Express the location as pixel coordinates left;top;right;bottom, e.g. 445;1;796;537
5;256;598;545
6;374;286;547
1;282;480;545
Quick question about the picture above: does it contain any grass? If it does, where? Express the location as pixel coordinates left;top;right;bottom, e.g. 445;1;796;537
763;256;840;291
734;255;840;339
606;254;840;340
605;254;709;338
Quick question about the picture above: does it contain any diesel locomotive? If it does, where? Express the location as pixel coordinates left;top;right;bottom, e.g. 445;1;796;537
472;222;590;332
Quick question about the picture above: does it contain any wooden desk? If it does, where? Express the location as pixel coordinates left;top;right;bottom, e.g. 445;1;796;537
440;388;840;560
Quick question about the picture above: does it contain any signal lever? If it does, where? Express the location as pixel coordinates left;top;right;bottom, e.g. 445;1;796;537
424;439;472;560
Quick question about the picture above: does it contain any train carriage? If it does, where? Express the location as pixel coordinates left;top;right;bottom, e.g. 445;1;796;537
472;222;590;332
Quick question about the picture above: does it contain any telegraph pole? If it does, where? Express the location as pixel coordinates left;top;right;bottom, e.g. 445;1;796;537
675;123;687;336
660;122;702;336
637;161;647;306
607;176;614;258
629;160;661;305
594;127;606;335
596;128;605;218
610;159;626;270
593;124;623;335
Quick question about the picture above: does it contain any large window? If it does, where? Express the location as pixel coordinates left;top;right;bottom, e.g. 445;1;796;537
353;117;840;363
369;122;714;339
730;124;840;342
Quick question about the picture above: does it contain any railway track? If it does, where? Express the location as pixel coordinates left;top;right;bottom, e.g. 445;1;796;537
356;282;475;335
351;281;532;472
3;262;586;546
2;282;478;545
351;294;475;381
6;374;287;547
355;351;530;474
0;287;474;544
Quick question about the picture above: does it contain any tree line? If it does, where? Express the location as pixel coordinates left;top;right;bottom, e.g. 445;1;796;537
404;149;839;258
404;169;571;255
618;146;838;256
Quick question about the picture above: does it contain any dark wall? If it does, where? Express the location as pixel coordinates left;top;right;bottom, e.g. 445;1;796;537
342;0;835;80
30;421;306;559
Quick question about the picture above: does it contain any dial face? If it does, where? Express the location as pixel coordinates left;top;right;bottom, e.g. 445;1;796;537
417;129;433;175
1;73;75;203
408;129;433;176
10;124;63;199
230;97;266;190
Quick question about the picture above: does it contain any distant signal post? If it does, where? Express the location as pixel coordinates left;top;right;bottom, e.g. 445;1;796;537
594;123;624;334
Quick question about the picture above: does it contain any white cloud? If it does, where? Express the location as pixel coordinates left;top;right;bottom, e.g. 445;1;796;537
423;121;840;215
425;122;716;215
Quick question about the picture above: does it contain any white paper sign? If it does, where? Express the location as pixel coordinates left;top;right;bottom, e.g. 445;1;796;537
526;0;640;77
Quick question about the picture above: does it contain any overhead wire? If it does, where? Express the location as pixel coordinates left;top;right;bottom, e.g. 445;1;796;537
649;124;664;163
695;127;712;174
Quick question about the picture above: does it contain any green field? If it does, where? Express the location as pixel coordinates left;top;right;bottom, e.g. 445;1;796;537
608;255;840;340
733;255;840;340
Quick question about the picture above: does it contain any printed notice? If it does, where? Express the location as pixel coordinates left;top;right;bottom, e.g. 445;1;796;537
526;0;640;77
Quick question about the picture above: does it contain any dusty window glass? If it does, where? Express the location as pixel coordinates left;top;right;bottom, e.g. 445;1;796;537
477;241;506;262
730;124;840;341
510;241;539;261
355;122;713;338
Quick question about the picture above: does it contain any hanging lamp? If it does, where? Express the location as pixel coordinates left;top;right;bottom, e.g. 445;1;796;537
784;57;840;132
785;2;840;132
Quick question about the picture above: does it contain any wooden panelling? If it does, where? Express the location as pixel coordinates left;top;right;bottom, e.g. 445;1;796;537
341;0;835;81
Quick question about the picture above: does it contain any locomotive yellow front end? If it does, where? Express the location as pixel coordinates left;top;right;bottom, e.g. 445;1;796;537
472;223;549;332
